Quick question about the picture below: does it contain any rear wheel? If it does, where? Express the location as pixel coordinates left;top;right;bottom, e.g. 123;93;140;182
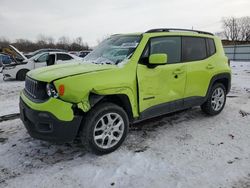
16;69;29;81
80;102;129;155
201;83;226;115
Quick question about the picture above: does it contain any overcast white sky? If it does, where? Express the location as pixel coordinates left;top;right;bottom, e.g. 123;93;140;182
0;0;249;46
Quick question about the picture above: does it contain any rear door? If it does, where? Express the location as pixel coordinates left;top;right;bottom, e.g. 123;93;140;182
182;37;215;100
137;36;187;116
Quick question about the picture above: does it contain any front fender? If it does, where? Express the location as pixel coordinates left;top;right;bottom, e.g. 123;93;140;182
77;87;139;118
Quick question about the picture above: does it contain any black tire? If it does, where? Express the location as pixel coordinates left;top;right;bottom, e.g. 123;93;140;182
16;69;29;81
80;102;129;155
201;83;226;115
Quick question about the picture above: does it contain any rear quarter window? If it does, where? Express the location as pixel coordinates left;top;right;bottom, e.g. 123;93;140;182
206;38;216;56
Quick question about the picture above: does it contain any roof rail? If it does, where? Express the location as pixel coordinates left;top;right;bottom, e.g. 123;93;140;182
145;28;214;36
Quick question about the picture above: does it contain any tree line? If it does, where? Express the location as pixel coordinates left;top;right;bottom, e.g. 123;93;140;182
0;35;90;53
217;16;250;43
1;17;249;52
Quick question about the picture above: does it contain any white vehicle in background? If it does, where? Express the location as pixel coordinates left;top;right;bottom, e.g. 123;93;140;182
3;51;81;81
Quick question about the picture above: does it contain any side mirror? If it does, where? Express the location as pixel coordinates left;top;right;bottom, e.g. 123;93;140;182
149;54;168;65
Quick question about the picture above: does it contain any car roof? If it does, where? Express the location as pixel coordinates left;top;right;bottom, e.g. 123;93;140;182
115;28;215;38
48;51;71;55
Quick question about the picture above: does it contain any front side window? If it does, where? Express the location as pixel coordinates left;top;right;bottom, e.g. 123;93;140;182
84;35;141;65
150;37;181;64
36;53;48;63
182;37;207;61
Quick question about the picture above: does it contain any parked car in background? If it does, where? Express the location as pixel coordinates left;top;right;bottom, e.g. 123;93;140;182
0;53;14;65
0;53;16;73
3;51;81;80
69;51;80;56
79;50;91;58
24;48;65;59
3;45;28;63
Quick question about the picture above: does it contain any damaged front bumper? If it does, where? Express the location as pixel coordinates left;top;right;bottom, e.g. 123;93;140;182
19;91;83;143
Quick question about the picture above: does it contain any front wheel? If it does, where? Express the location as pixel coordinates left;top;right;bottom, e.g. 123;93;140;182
201;83;226;115
16;69;29;81
80;102;129;155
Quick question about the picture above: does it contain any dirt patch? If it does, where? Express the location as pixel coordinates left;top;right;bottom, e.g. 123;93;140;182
134;146;150;153
0;113;20;123
227;157;240;164
0;167;20;186
176;134;193;141
239;110;250;117
0;137;8;144
232;173;250;188
18;141;86;166
227;95;239;98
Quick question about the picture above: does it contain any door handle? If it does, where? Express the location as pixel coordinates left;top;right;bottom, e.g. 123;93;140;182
206;64;214;69
173;69;184;75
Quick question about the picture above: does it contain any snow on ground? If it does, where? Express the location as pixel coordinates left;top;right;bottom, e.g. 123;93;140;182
0;61;250;188
0;75;24;116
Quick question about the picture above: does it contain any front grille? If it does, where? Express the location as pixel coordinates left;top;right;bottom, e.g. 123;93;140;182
25;76;48;101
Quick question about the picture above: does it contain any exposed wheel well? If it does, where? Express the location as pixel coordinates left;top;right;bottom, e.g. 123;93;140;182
16;69;29;80
89;93;133;122
214;78;229;92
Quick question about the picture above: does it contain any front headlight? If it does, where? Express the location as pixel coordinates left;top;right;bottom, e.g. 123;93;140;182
46;83;58;98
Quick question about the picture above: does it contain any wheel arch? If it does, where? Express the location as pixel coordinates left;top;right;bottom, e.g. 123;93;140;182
16;68;30;80
206;73;231;98
89;93;134;122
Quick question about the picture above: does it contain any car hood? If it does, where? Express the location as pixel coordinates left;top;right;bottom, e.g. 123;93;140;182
6;45;28;61
27;61;116;82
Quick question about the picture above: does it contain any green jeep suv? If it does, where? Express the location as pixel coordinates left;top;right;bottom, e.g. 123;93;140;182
20;28;231;154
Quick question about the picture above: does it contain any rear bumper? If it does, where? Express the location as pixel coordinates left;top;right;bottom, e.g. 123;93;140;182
19;97;82;143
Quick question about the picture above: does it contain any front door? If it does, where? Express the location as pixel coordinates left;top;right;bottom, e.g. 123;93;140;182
34;53;48;69
137;36;186;117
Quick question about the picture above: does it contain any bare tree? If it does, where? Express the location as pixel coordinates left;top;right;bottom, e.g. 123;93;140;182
75;37;83;46
222;17;241;41
221;16;250;42
57;36;71;50
238;16;250;41
0;34;90;53
0;37;10;49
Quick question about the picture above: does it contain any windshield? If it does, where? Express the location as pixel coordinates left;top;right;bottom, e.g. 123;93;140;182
29;49;44;56
84;35;141;65
29;53;44;61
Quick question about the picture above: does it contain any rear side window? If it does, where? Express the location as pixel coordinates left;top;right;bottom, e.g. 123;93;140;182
206;38;216;56
150;37;181;64
57;54;73;61
182;37;207;61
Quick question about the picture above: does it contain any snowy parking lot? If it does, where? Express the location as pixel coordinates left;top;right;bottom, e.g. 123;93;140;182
0;61;250;188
